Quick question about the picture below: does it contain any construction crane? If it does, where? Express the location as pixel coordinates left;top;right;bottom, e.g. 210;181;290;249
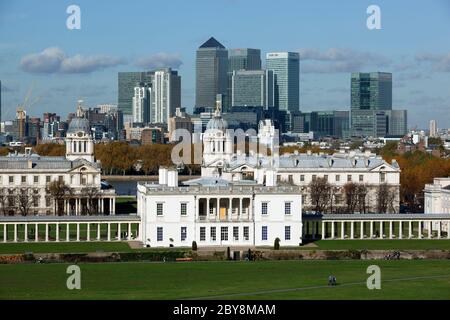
16;82;40;141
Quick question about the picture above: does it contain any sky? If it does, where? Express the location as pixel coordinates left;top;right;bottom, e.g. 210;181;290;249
1;0;450;129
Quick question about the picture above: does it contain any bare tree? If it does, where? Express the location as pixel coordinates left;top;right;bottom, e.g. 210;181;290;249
46;181;72;216
356;184;369;214
309;177;332;213
0;188;8;216
377;183;396;213
344;182;359;213
80;187;100;215
16;188;34;216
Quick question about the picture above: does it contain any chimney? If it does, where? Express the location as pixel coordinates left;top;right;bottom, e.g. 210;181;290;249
158;167;168;185
265;169;277;187
167;169;178;187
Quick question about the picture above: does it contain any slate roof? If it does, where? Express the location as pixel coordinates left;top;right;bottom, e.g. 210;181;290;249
0;154;100;170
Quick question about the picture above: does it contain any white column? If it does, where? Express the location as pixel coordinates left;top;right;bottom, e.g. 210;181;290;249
24;224;28;242
379;221;383;239
3;224;6;242
100;199;104;214
437;221;441;239
239;198;243;221
370;221;374;238
360;221;364;239
56;223;59;242
418;221;422;239
112;198;115;215
389;221;393;239
76;223;80;241
35;223;39;242
45;223;49;242
107;223;111;241
128;223;132;240
75;199;79;215
109;198;113;215
409;221;413;239
428;221;432;239
206;198;210;216
322;221;325;240
350;221;354;239
97;223;101;240
228;198;232;221
331;221;335;239
341;221;345;239
66;224;70;242
447;221;450;239
13;224;17;242
87;223;90;241
399;221;403;239
117;223;121;241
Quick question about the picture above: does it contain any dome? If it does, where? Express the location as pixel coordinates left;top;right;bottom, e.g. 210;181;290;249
68;117;90;134
206;115;228;131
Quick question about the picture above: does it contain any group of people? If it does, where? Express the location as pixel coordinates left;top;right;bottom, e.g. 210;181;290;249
328;275;337;286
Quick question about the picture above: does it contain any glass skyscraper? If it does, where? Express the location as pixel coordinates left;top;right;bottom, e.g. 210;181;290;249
266;52;300;112
118;72;153;116
195;37;228;111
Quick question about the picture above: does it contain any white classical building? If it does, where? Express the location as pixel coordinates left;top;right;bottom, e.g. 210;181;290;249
424;177;450;232
0;105;116;216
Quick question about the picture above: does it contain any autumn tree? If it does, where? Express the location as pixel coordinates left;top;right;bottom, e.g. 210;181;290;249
308;177;332;213
46;180;72;216
80;187;100;215
16;188;35;216
377;183;397;213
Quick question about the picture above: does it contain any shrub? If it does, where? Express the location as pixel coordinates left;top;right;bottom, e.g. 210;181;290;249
192;241;197;251
226;247;231;260
274;238;280;250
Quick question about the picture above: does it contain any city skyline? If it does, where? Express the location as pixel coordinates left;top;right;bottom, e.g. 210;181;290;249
1;0;450;128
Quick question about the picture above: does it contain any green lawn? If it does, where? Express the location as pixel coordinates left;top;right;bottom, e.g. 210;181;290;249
1;260;449;299
0;242;134;254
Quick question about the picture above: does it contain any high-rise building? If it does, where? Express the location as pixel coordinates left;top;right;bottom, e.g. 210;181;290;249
195;37;228;111
429;119;437;137
132;83;151;124
227;48;262;112
351;72;392;111
0;80;2;122
118;72;153;116
387;110;407;136
266;52;300;112
231;70;273;109
151;68;181;124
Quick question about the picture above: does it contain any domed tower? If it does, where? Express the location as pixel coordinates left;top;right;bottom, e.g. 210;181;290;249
66;101;95;163
202;99;233;166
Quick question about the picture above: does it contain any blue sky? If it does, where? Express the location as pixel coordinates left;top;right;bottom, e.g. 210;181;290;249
1;0;450;129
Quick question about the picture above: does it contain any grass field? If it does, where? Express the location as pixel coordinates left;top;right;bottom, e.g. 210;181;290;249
0;239;449;254
0;260;449;299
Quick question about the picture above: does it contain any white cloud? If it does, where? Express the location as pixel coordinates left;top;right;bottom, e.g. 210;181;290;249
135;52;183;70
415;52;450;72
20;47;125;74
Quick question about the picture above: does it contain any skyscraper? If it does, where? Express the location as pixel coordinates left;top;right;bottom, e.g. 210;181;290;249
132;83;151;124
429;119;437;137
231;70;272;108
0;80;2;122
266;52;300;112
118;72;153;117
351;72;392;111
195;37;228;111
151;68;181;124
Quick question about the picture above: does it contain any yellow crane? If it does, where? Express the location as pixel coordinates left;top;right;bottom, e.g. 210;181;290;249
16;82;40;141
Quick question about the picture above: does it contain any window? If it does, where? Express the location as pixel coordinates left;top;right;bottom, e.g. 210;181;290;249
45;197;51;207
9;176;14;184
300;175;305;182
233;226;239;241
21;176;26;184
347;175;352;182
262;226;268;241
156;203;164;216
200;227;206;241
359;175;364;182
380;172;386;183
33;176;39;184
285;202;292;215
261;202;268;215
335;175;340;182
33;196;39;207
221;227;228;241
46;176;51;183
312;175;317;181
181;227;187;241
285;226;291;240
210;227;216;241
288;175;293;183
81;176;87;185
180;203;187;216
58;176;64;183
243;226;249;241
157;227;163;241
324;175;328;181
0;176;2;185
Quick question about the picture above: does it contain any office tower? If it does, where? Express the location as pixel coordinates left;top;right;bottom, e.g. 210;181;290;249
118;72;153;116
387;110;407;136
151;68;181;124
429;119;437;137
132;83;151;123
351;72;392;111
266;52;300;112
0;80;2;122
195;37;228;110
231;70;266;107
